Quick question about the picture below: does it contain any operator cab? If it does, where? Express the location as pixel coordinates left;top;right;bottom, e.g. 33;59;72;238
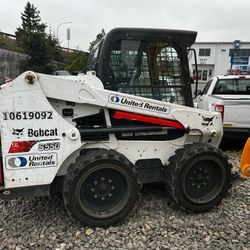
87;28;197;107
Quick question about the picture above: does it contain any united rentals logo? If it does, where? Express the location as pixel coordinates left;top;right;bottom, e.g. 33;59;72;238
109;94;170;114
8;156;27;168
110;95;120;103
6;153;58;169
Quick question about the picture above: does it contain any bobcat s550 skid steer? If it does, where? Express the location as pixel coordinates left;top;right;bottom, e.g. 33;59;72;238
0;28;233;226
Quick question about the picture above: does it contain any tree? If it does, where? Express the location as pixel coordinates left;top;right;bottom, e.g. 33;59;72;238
20;2;46;34
16;2;62;73
88;29;105;51
64;51;89;73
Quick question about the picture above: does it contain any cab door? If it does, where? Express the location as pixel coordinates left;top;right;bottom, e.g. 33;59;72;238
103;39;189;106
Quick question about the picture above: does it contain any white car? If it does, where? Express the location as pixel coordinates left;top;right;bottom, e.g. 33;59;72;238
197;75;250;140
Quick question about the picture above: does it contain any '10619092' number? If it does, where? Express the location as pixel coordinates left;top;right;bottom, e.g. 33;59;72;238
3;111;53;120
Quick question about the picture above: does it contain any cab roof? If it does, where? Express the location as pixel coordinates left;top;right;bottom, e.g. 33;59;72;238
105;27;197;48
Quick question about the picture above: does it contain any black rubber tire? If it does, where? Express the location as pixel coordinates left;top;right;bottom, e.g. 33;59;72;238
165;143;231;212
63;149;139;226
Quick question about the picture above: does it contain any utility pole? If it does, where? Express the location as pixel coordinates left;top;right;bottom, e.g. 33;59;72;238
67;28;71;51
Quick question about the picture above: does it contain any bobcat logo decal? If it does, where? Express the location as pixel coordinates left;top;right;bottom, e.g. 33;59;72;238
12;128;24;138
202;116;214;126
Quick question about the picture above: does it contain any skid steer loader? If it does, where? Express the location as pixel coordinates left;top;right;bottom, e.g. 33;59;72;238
0;28;233;226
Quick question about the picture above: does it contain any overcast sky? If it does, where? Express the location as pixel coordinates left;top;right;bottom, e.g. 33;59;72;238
0;0;249;51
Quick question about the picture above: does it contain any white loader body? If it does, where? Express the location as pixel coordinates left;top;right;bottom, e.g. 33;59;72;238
0;71;222;189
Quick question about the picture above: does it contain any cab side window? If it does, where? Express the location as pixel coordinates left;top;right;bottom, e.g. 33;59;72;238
108;40;185;104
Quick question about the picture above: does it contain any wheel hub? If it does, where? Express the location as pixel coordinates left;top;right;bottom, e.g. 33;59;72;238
190;167;209;188
79;166;130;213
183;158;225;204
90;177;116;201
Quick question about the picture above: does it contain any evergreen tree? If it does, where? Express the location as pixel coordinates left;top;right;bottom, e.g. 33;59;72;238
16;2;61;73
64;51;89;73
20;2;46;34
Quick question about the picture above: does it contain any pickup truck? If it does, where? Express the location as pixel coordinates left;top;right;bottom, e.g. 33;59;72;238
197;75;250;140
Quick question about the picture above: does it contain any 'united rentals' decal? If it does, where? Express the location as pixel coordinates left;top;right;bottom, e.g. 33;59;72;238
109;95;171;114
6;153;58;169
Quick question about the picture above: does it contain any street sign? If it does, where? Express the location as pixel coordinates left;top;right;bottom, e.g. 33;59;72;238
234;40;241;50
67;28;71;41
230;56;249;65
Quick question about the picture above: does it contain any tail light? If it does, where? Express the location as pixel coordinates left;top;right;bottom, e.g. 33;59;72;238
215;104;224;120
8;141;36;153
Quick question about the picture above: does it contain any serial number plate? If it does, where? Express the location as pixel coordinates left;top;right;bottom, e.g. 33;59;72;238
3;111;53;120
